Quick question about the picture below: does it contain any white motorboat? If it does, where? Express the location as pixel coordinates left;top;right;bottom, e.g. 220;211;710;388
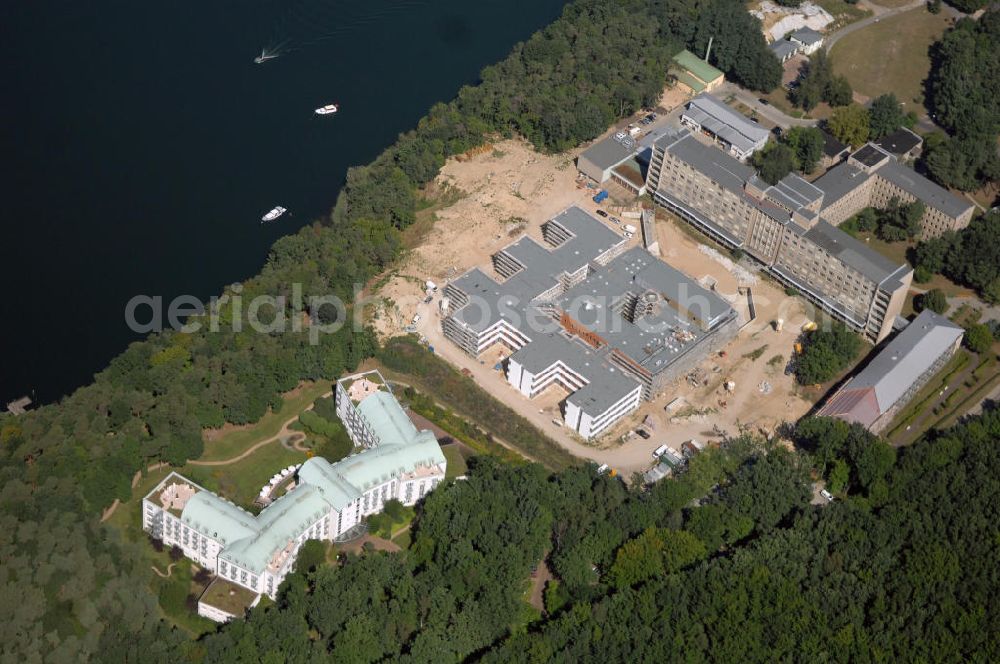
261;206;287;223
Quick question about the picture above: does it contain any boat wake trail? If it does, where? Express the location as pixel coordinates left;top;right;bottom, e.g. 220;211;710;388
257;0;429;60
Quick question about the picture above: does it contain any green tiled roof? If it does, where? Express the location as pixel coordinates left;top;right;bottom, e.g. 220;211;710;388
356;391;420;445
220;484;331;573
673;70;706;93
181;492;259;545
672;50;723;86
332;433;444;492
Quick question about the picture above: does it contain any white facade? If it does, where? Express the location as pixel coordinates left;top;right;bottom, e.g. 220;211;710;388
565;385;643;439
506;355;642;440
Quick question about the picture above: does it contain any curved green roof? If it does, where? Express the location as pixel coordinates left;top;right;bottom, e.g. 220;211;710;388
220;484;331;573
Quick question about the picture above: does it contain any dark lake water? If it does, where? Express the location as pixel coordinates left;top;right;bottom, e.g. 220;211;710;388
0;0;566;405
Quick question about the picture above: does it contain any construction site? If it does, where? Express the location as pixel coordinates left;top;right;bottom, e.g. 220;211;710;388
367;100;818;476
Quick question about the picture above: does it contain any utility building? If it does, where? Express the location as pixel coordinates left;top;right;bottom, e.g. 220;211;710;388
680;93;770;161
817;310;964;432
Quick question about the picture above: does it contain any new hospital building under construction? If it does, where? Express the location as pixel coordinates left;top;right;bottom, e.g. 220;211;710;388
441;207;739;440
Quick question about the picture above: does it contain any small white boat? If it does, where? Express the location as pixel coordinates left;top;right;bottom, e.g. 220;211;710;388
261;206;287;223
254;48;279;64
314;103;339;115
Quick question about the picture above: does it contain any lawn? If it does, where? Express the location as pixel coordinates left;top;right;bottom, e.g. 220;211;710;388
200;578;259;616
392;529;412;550
182;441;308;508
884;349;970;442
442;444;470;478
199;381;331;462
831;9;951;114
814;0;872;30
102;472;218;637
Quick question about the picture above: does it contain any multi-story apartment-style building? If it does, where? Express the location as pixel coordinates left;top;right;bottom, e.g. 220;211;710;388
814;143;974;239
142;370;445;618
442;206;739;440
646;128;913;343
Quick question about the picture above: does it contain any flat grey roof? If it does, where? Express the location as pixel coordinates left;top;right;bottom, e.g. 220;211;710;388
822;131;848;158
875;127;922;156
449;208;625;333
812;162;872;207
510;332;641;415
447;206;737;416
683;93;770;154
804;221;912;289
580;134;637;170
558;247;735;372
852;144;889;168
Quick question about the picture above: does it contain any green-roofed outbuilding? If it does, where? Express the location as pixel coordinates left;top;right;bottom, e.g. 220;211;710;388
671;50;724;95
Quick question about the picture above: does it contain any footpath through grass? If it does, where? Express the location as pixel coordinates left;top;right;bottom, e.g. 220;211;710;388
376;336;579;470
199;381;331;462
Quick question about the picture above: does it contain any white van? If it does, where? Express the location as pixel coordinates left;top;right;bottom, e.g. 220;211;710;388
652;444;668;459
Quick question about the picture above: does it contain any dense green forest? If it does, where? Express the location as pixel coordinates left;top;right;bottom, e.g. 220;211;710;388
192;410;1000;662
923;11;1000;191
0;0;996;661
912;209;1000;302
794;322;862;386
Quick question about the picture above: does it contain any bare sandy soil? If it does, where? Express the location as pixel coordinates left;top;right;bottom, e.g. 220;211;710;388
369;103;817;476
369;138;626;338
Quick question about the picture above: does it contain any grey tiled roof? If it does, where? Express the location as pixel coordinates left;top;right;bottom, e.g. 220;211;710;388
790;27;823;46
812;163;872;207
803;221;912;289
657;130;756;196
770;40;799;61
878;160;973;219
817;145;973;219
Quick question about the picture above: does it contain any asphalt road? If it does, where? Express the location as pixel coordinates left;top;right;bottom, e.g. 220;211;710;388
718;81;817;129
